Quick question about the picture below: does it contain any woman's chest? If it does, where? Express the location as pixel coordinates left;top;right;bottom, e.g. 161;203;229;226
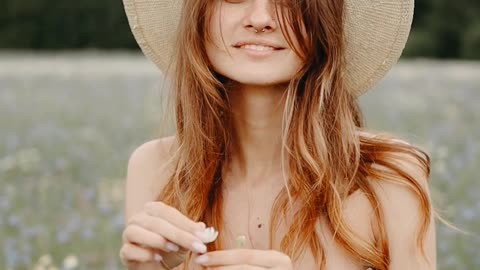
219;185;319;269
216;185;365;270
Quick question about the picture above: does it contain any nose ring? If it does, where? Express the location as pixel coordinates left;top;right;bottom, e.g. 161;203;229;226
255;28;267;33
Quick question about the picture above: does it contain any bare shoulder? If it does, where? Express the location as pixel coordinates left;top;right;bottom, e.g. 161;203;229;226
345;132;430;240
369;150;436;269
124;136;178;221
318;190;377;270
343;148;436;269
330;131;436;268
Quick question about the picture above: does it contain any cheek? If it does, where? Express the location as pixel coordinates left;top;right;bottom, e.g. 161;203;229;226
208;4;236;43
205;18;238;63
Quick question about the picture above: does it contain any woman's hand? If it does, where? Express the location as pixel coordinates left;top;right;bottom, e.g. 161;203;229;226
193;249;294;270
119;201;208;269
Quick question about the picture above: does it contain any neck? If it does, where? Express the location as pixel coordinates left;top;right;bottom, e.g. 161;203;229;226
225;83;287;187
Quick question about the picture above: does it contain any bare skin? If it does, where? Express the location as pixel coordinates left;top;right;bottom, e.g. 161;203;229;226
121;0;436;268
123;136;436;269
123;137;369;269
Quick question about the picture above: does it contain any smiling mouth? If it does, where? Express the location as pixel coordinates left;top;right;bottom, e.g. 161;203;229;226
233;45;285;51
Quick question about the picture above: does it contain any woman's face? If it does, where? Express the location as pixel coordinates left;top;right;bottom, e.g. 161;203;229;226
206;0;304;86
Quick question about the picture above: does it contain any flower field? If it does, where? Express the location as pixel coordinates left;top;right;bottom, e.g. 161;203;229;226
0;52;478;269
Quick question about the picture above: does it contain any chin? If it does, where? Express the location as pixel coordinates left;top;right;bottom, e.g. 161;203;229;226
221;70;292;86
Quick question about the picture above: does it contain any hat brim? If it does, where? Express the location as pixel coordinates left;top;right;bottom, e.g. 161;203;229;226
123;0;414;97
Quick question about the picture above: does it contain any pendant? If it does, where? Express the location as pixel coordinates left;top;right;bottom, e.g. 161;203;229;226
235;234;247;248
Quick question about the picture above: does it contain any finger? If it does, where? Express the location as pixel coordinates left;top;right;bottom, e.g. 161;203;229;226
119;242;159;264
128;212;207;253
194;249;286;268
144;201;206;233
122;224;180;253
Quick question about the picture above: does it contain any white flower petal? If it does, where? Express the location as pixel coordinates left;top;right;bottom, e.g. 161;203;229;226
198;226;218;244
62;255;79;269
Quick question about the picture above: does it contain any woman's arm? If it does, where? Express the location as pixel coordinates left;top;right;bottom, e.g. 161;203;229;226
122;137;179;270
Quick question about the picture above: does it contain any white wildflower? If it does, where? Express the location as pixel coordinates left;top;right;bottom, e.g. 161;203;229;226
38;254;52;266
62;254;79;269
196;226;218;244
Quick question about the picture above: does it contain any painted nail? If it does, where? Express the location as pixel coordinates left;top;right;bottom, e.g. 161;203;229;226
194;255;209;264
166;242;180;252
191;241;207;253
154;253;163;262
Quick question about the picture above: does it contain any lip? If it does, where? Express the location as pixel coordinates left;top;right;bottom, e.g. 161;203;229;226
233;38;285;50
234;46;284;58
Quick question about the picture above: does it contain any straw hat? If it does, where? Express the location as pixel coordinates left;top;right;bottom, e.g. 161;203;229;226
123;0;414;97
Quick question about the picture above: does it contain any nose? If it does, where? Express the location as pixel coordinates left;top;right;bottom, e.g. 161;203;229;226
243;0;277;33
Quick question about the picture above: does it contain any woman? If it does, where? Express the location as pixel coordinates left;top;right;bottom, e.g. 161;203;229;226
119;0;437;269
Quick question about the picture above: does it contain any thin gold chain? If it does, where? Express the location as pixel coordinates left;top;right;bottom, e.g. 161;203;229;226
222;165;279;250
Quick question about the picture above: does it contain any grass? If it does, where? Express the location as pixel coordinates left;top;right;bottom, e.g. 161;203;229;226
0;52;479;269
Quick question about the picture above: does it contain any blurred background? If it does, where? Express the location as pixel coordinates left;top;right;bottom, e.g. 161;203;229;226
0;0;479;269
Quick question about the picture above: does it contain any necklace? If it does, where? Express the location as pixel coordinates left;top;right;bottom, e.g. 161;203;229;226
222;167;279;249
222;165;278;249
232;182;266;249
234;179;273;249
241;179;257;249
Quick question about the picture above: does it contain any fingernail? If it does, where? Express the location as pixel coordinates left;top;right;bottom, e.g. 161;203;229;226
194;254;209;264
166;242;180;252
154;253;163;262
191;241;207;253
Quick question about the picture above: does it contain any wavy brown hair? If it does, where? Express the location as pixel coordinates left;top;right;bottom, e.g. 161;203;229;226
156;0;436;269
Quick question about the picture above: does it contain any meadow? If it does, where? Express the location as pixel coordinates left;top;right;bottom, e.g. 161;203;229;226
0;52;479;269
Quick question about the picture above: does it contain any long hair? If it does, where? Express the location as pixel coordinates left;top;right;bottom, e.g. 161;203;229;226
156;0;435;269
